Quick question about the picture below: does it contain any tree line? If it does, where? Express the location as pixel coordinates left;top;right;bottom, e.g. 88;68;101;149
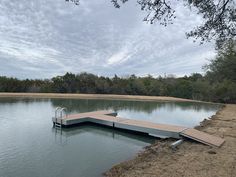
0;42;235;103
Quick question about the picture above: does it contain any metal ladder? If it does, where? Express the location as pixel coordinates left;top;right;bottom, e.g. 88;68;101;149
54;107;67;129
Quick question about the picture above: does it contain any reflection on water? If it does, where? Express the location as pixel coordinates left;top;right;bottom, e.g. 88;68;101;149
52;124;154;147
0;97;221;177
0;97;221;113
50;98;220;113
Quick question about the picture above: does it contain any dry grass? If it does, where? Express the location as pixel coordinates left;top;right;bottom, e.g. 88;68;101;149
0;92;208;103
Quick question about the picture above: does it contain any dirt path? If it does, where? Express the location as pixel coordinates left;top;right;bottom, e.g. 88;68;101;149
105;104;236;177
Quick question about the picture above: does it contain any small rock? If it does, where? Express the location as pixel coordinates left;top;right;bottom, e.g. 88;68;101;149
208;150;217;154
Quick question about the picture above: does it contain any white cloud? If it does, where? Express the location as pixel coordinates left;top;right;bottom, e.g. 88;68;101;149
107;49;131;65
0;0;216;79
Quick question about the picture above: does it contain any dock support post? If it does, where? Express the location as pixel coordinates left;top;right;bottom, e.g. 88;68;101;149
170;139;184;149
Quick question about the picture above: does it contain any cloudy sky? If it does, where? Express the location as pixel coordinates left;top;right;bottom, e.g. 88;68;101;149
0;0;216;79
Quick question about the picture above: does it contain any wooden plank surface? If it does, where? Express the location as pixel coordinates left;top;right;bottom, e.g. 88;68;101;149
181;128;225;147
64;110;115;120
89;114;186;133
115;118;187;132
54;110;225;147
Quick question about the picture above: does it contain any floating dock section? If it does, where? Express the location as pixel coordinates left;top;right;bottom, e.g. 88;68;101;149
52;110;224;147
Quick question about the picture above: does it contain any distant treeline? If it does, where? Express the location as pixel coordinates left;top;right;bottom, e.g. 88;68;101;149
0;42;235;103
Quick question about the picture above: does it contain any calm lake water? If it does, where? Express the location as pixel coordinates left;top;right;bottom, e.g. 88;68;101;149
0;98;221;177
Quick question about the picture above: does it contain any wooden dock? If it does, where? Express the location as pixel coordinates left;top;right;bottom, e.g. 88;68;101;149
52;110;224;147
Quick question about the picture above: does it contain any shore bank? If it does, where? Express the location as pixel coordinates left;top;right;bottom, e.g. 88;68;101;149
0;92;210;103
105;104;236;177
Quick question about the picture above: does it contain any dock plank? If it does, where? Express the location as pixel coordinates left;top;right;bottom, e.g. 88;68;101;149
180;128;225;147
52;110;225;147
65;110;116;120
116;118;186;132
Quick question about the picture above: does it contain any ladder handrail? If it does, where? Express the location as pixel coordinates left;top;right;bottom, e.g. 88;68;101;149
60;107;67;119
54;107;67;129
55;107;62;118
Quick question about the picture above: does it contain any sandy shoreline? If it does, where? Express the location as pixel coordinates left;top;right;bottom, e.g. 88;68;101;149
0;92;212;103
105;104;236;177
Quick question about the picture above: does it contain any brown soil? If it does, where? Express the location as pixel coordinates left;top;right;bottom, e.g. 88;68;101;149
0;92;207;103
105;104;236;177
